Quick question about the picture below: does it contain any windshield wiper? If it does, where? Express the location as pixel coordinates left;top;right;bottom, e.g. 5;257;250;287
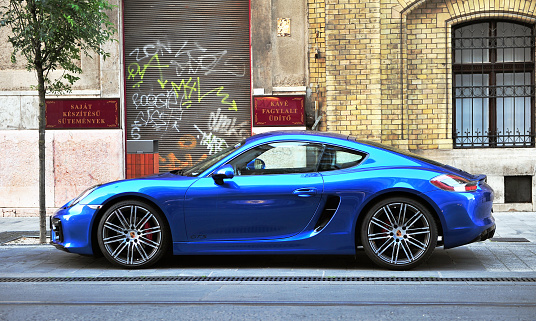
170;169;184;175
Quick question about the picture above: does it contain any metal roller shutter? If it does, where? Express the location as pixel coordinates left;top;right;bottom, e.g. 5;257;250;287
124;0;251;172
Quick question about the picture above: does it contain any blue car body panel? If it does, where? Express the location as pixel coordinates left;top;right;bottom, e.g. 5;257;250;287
51;131;495;257
184;173;324;241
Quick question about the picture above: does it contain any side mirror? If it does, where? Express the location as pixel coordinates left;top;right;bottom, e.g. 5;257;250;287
212;164;234;184
246;158;265;170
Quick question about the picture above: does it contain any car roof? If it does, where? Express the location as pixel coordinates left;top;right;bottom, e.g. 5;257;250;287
245;130;450;172
246;130;352;143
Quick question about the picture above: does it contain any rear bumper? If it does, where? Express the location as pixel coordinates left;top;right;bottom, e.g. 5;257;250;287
425;181;495;249
470;224;496;243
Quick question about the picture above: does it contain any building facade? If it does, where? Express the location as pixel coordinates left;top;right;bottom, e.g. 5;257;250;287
308;0;536;211
1;0;535;216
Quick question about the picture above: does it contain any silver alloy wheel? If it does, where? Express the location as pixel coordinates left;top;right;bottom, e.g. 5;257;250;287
363;201;435;268
100;204;163;267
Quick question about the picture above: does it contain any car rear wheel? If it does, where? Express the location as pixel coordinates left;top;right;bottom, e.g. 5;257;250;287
97;201;169;268
360;197;437;270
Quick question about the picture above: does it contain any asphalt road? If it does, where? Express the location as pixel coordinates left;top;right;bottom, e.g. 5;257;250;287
1;282;535;320
1;245;535;320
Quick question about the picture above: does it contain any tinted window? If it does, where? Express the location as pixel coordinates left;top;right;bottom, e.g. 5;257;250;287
318;146;365;171
182;140;244;176
357;139;445;167
228;142;323;175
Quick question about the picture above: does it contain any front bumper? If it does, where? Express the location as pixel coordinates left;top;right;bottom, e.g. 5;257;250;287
50;204;100;255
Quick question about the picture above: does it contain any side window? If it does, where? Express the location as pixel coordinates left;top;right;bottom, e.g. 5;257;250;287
318;146;365;171
228;142;323;175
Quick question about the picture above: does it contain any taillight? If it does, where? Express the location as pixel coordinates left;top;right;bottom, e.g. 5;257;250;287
430;174;478;192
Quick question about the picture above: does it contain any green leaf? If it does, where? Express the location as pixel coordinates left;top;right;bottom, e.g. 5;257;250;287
63;14;74;26
3;0;117;93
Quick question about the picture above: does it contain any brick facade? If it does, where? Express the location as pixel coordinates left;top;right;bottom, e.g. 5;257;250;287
308;0;327;131
308;0;536;150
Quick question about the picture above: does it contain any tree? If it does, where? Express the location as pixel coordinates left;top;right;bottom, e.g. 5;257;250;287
1;0;116;243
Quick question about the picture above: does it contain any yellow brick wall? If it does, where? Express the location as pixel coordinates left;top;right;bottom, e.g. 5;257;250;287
380;0;406;148
308;0;327;131
405;0;451;150
324;0;383;139
308;0;536;150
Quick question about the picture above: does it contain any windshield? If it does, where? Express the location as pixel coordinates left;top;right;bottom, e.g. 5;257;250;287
181;140;244;176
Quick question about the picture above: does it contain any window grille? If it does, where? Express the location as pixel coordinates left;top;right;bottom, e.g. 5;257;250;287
452;21;535;148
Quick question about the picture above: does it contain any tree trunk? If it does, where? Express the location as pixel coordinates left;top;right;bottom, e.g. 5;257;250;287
26;0;48;244
37;66;47;244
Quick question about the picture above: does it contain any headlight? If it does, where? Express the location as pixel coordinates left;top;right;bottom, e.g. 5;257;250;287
69;185;100;207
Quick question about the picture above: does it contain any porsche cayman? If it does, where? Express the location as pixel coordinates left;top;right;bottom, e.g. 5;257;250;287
50;131;496;270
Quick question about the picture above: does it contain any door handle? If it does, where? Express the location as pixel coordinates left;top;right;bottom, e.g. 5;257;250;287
293;187;317;197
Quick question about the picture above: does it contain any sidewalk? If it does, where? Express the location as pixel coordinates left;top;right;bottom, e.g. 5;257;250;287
1;212;535;240
491;212;536;242
0;212;535;279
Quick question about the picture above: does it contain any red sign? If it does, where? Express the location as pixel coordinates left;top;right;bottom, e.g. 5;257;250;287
253;96;304;126
46;99;120;129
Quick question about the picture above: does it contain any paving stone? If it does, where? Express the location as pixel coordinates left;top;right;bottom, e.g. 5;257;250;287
0;213;535;279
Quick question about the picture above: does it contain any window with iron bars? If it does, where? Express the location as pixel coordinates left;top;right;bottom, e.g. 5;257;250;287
452;21;535;148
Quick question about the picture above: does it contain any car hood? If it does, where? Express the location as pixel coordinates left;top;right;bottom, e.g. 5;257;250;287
75;173;199;206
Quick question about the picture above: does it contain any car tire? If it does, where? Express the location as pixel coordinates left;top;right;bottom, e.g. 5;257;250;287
97;200;170;268
360;197;437;270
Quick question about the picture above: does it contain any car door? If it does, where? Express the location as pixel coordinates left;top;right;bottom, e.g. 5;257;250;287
184;141;325;241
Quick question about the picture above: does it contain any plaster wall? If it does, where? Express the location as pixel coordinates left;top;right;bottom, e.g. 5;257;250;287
0;0;123;216
417;149;536;211
0;0;122;95
272;0;307;87
251;0;307;93
0;129;124;216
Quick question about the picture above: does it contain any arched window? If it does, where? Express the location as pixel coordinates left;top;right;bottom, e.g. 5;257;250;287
453;21;535;148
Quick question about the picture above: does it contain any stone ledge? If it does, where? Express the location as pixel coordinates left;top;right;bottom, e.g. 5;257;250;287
1;208;56;217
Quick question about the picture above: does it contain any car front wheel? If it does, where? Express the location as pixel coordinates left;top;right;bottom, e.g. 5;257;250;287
97;201;169;268
360;197;437;270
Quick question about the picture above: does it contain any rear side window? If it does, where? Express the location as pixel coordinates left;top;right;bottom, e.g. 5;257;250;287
318;146;366;171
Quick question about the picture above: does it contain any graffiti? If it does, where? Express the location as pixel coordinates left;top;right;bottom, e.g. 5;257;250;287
209;108;249;137
130;90;184;139
170;76;237;111
128;54;237;112
127;54;170;89
129;40;172;62
177;134;197;149
159;135;205;171
161;152;208;171
171;41;245;78
129;40;245;81
129;75;242;140
195;125;228;155
127;40;249;172
133;110;164;132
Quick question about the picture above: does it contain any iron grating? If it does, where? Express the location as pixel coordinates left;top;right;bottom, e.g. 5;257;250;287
0;276;535;283
490;237;530;242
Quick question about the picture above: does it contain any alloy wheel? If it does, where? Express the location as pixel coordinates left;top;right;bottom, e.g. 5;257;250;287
98;201;168;268
361;198;437;270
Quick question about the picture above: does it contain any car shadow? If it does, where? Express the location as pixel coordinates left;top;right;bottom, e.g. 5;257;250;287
42;246;487;272
154;247;483;271
158;252;375;270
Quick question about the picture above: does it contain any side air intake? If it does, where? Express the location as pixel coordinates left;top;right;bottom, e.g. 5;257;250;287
314;196;341;232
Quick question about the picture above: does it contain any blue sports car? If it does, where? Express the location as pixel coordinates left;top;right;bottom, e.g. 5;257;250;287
50;131;495;270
